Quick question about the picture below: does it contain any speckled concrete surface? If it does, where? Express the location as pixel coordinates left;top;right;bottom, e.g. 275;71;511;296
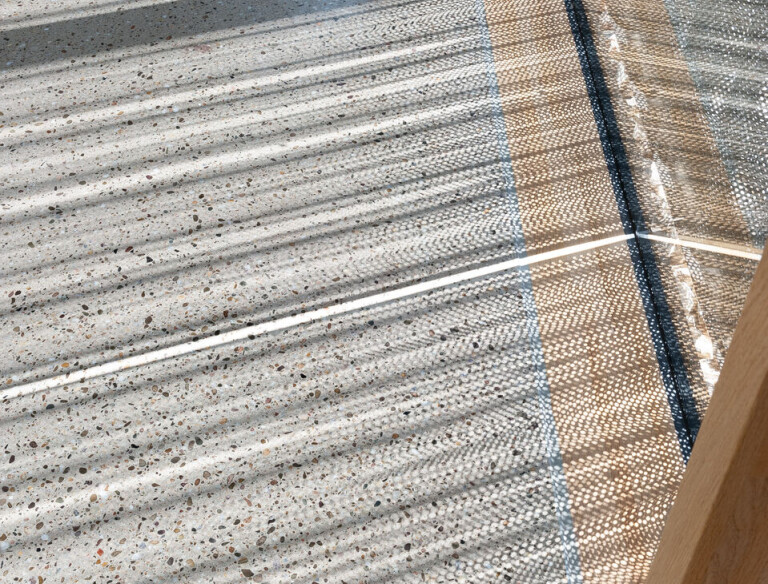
1;0;533;387
1;1;576;581
2;269;570;583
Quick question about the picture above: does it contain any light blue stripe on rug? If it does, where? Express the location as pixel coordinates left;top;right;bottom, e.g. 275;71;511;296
472;1;584;581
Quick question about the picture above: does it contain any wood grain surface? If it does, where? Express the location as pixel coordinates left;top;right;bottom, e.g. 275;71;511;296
648;253;768;583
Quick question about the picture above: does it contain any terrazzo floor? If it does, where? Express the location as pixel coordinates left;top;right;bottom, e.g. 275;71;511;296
1;1;576;581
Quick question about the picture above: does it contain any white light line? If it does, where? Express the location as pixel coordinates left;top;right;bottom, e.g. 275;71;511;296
2;233;632;399
637;232;763;261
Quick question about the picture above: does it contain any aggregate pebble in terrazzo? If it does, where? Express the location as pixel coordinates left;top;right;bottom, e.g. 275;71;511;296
1;270;568;583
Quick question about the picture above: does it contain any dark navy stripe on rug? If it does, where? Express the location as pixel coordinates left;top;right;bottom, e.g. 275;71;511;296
562;0;699;460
